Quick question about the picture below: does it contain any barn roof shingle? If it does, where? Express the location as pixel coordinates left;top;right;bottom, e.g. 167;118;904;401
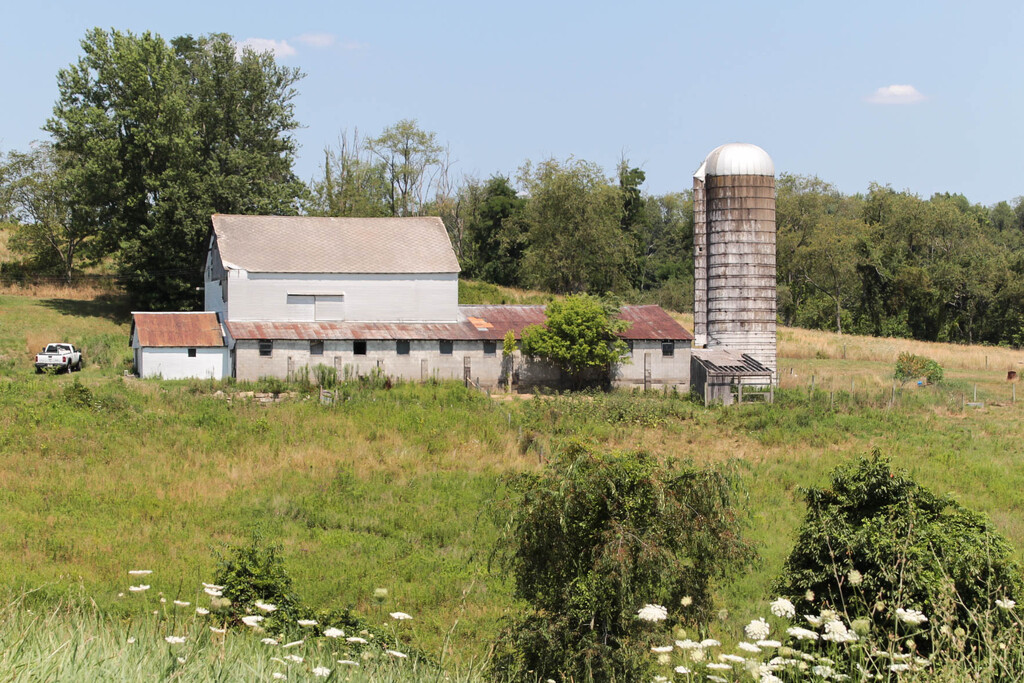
210;215;461;274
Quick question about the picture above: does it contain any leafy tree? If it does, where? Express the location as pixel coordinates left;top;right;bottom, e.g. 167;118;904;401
46;29;304;309
520;294;631;388
518;158;631;294
367;119;442;217
465;175;526;285
776;454;1023;653
3;144;95;281
492;444;752;682
305;130;389;217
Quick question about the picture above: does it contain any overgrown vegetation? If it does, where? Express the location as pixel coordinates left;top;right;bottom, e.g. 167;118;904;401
492;444;752;682
895;351;945;384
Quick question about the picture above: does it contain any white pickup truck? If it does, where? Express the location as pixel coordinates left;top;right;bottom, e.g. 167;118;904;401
34;343;83;373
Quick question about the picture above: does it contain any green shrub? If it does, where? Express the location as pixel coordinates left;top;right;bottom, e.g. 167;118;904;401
213;530;299;628
312;363;337;389
62;378;93;408
895;352;943;384
775;453;1023;655
491;443;753;682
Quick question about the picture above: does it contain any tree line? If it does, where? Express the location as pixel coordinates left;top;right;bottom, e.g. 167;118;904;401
1;28;1022;347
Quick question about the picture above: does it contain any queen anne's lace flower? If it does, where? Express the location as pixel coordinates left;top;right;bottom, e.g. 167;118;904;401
195;607;209;615
337;660;359;666
707;662;732;670
637;604;668;622
386;649;408;659
651;645;673;653
675;639;699;650
390;611;413;620
996;598;1016;610
757;640;782;648
738;641;761;653
312;667;331;677
745;617;770;641
896;608;928;625
346;636;368;644
129;585;150;592
164;636;186;644
719;653;746;663
323;627;344;638
261;638;278;645
128;570;152;576
254;601;277;613
297;619;317;627
700;638;721;648
786;626;820;640
770;597;796;619
241;615;264;627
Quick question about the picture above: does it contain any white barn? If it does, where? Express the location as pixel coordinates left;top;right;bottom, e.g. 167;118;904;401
131;312;229;380
133;214;694;389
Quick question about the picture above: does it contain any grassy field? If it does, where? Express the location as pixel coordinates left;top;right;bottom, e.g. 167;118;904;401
1;287;1023;679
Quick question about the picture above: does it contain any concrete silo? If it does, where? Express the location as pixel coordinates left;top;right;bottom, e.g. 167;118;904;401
692;143;777;394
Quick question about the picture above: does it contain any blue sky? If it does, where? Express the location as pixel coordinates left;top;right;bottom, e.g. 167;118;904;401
3;0;1022;205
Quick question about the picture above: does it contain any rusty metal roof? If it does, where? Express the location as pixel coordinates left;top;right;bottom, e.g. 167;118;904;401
226;305;694;342
692;349;771;376
132;312;225;347
210;215;460;274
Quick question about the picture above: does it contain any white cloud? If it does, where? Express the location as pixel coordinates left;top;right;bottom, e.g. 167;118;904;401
297;33;336;48
865;84;926;105
235;38;297;59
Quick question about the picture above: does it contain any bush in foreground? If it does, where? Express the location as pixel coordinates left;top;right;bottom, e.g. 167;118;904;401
491;444;752;682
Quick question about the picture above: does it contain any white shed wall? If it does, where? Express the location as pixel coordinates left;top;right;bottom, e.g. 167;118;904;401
137;347;230;380
226;272;458;323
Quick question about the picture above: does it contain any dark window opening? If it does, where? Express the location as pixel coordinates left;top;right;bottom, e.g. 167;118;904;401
187;348;197;358
439;340;453;355
483;341;497;355
397;340;410;355
259;340;273;357
661;341;675;357
353;340;367;355
626;340;634;354
310;340;324;356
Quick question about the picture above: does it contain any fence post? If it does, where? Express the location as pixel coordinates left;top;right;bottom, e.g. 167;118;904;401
974;384;978;402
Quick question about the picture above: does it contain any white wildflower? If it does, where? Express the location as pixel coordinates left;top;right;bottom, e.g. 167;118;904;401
745;617;770;641
202;582;224;590
805;590;815;602
165;636;186;644
128;570;152;576
297;619;317;627
804;614;823;627
707;662;732;670
210;627;226;634
177;656;186;664
688;648;705;662
761;675;783;683
241;615;264;627
996;598;1016;610
127;637;136;644
160;598;167;603
707;677;728;683
757;640;782;648
680;596;693;607
389;611;413;620
284;654;304;663
847;569;863;586
386;649;408;658
738;641;761;653
895;608;927;625
272;675;286;681
651;645;674;653
786;626;819;641
674;666;691;674
914;657;931;667
812;665;835;678
770;597;796;619
312;667;331;677
337;659;359;666
700;638;721;648
719;653;746;663
128;585;150;592
822;619;858;643
638;604;668;622
204;587;222;597
346;636;368;644
173;600;190;607
657;653;671;665
254;601;277;612
323;627;345;638
653;677;668;683
195;607;210;615
261;638;279;645
283;640;303;648
889;663;911;672
675;639;700;650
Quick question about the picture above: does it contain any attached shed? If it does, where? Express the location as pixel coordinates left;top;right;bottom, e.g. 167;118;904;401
691;349;773;406
131;312;229;380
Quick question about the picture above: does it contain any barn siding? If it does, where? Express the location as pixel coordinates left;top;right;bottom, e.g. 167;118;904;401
137;347;229;380
225;272;458;323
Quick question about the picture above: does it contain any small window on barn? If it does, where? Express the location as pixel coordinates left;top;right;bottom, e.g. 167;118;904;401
353;340;367;356
661;341;675;357
396;340;410;355
259;340;273;357
483;341;497;355
310;340;324;356
626;340;634;354
188;348;197;358
439;340;454;355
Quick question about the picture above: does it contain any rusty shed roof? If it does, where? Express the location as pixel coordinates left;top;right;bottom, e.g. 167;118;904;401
132;312;225;348
226;305;693;342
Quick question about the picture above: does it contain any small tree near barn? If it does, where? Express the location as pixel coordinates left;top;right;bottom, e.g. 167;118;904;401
520;294;630;388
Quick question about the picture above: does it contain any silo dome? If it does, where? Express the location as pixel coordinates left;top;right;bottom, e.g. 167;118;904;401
694;143;774;179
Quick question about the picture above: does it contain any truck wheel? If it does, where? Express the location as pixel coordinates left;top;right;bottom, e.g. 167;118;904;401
35;367;42;374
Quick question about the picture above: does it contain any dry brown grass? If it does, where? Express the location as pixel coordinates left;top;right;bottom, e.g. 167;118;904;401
0;281;119;300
